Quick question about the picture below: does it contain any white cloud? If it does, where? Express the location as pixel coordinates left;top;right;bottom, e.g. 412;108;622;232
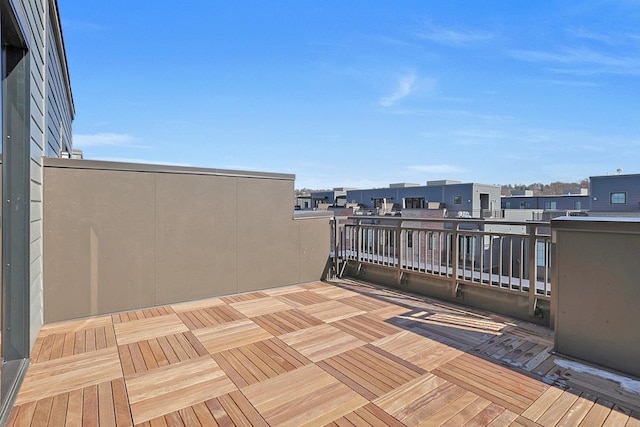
509;48;640;75
408;164;466;174
74;132;141;148
417;25;494;46
379;72;417;107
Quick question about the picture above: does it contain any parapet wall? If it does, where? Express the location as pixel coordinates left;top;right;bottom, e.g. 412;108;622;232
552;216;640;378
43;159;331;322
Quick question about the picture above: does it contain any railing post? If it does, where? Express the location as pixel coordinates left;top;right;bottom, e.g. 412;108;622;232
356;219;362;268
451;222;459;297
332;218;339;278
396;222;402;285
528;223;538;316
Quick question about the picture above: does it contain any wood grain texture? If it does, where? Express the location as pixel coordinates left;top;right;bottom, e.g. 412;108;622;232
299;300;366;323
126;356;236;424
192;318;273;354
279;324;365;362
242;364;368;427
9;280;640;427
113;314;188;345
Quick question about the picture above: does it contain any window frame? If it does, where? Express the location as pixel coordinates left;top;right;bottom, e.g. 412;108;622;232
610;192;626;204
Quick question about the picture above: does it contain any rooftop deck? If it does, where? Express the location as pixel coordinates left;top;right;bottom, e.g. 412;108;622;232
8;280;640;426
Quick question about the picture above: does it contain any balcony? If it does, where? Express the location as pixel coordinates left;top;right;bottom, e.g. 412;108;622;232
3;159;640;425
8;279;640;426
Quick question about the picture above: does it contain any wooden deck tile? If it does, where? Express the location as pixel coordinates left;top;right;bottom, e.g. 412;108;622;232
327;403;405;427
170;296;225;312
119;331;208;376
143;391;270;427
275;290;332;307
15;347;123;405
440;396;493;426
251;308;324;335
374;373;449;415
11;280;640;427
318;344;425;400
220;291;269;304
192;318;273;354
33;325;118;363
38;316;113;336
391;315;495;350
299;300;366;323
462;402;507;426
339;295;396;313
242;364;368;426
279;324;366;362
433;353;548;414
176;304;245;330
370;303;412;320
536;388;581;426
228;296;295;317
373;330;463;371
307;284;361;299
213;337;310;387
113;314;189;345
9;378;132;427
330;313;403;342
262;284;305;296
126;356;236;424
112;306;174;324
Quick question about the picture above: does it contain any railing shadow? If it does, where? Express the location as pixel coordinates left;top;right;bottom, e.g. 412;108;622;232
324;277;640;417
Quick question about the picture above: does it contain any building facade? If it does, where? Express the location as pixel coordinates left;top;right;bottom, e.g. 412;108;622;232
589;173;640;215
345;180;501;217
1;0;74;417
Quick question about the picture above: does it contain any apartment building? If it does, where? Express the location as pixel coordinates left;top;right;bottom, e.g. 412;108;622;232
344;180;501;217
589;173;640;215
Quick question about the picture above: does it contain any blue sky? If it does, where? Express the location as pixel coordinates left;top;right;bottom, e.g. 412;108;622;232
59;1;640;189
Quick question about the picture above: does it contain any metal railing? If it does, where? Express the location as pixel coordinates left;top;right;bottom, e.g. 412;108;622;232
331;216;551;315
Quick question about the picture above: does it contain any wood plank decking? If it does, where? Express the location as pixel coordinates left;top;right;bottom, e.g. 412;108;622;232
8;279;640;426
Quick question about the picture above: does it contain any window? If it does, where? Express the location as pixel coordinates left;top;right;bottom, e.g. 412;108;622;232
537;241;547;267
372;198;389;208
543;201;557;210
404;197;425;209
520;201;530;209
504;201;511;208
574;201;581;210
453;195;463;205
610;192;626;204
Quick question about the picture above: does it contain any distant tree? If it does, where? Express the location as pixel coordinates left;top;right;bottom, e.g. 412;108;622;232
501;179;589;196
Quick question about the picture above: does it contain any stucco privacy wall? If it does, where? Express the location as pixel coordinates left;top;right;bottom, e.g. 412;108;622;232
43;159;331;322
552;217;640;378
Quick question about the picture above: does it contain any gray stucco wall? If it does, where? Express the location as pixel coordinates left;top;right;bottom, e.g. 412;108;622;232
42;160;331;322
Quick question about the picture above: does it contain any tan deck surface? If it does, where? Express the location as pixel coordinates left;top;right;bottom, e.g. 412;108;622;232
8;279;640;426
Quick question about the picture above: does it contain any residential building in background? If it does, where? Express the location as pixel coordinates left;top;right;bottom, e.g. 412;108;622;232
589;173;640;216
343;180;502;217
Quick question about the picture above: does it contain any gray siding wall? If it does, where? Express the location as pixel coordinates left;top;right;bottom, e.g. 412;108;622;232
9;0;73;349
590;174;640;212
502;195;590;211
345;183;500;214
45;10;73;156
